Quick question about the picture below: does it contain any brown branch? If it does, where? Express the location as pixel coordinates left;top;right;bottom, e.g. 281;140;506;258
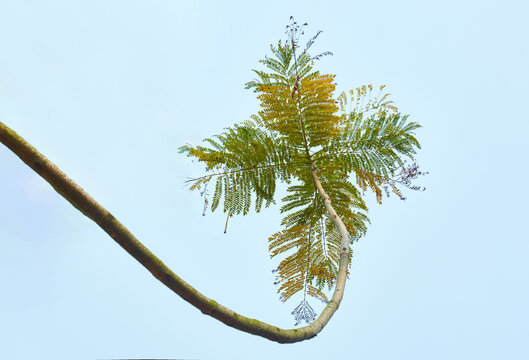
0;120;348;343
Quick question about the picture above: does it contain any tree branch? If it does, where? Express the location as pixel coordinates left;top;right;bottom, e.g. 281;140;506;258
308;163;352;318
0;120;349;343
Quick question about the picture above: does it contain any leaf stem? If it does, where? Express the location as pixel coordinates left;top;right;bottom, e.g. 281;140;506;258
185;161;304;187
224;181;235;233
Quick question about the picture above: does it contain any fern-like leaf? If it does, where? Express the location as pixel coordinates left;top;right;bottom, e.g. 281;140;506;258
182;22;425;321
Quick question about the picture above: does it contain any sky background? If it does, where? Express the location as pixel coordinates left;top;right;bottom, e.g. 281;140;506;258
1;0;528;359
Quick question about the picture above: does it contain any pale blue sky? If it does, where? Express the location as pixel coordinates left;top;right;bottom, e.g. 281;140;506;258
1;1;528;359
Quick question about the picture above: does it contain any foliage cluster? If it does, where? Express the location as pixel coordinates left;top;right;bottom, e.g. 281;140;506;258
179;19;425;322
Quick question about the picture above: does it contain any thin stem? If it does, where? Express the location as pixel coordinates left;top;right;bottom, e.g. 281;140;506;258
289;35;313;164
224;181;235;234
184;160;305;187
312;147;396;164
303;191;319;300
316;165;415;187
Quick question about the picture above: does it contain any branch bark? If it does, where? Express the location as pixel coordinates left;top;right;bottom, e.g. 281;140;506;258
0;121;352;343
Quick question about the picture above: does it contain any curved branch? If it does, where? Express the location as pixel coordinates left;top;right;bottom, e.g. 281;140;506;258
308;163;352;310
0;121;350;343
